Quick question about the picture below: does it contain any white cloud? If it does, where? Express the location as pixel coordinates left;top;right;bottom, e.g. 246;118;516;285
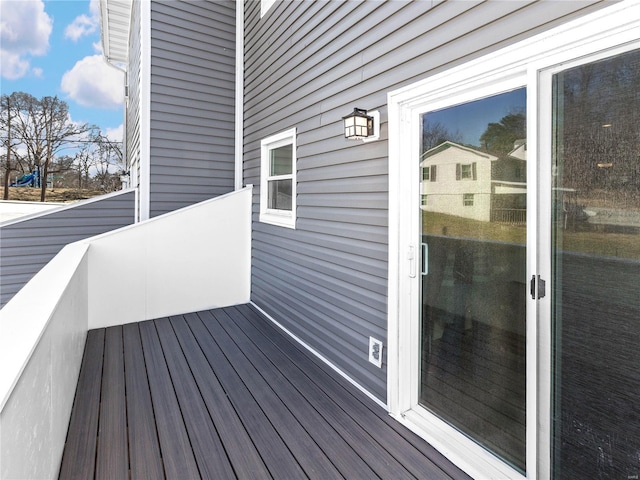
65;14;97;42
104;124;124;143
61;55;124;109
64;0;100;42
0;0;52;79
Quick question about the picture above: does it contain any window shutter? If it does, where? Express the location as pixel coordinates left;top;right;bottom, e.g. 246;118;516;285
431;165;437;182
456;163;461;180
472;162;477;180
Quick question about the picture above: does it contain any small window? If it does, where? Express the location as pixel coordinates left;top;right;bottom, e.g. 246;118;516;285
422;167;430;181
457;163;477;180
260;128;296;228
463;193;474;206
421;195;428;206
515;165;523;180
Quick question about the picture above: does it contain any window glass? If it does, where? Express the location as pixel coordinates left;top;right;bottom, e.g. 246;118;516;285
552;48;640;480
268;179;292;211
270;145;292;176
419;88;527;472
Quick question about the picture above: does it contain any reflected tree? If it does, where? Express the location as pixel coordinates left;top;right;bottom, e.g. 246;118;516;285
422;120;462;153
558;49;640;197
479;112;526;157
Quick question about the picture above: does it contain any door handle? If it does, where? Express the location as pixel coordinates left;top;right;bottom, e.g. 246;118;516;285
408;245;416;278
421;243;428;276
530;275;546;299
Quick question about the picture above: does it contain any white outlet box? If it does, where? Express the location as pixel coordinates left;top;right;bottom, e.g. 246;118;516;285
368;337;383;368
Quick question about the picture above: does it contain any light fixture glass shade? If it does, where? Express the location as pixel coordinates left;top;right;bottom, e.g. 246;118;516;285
343;108;374;139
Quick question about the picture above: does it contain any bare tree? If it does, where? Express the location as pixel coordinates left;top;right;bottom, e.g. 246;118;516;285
10;93;91;201
38;96;91;200
421;120;462;153
0;93;22;199
74;143;94;189
92;132;123;192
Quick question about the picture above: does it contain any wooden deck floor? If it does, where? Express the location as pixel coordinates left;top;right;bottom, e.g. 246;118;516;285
58;304;470;480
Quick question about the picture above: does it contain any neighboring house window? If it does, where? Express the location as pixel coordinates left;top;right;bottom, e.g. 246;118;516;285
421;195;428;206
457;162;477;180
515;165;523;180
422;167;430;181
260;128;296;228
261;0;276;17
463;193;474;206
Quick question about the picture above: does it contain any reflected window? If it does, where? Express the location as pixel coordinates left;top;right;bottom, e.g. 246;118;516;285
459;163;476;180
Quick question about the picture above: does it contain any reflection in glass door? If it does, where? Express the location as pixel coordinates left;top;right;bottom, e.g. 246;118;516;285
551;48;640;480
419;89;527;472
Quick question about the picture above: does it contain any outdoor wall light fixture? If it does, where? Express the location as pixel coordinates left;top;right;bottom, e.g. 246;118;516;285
343;108;375;140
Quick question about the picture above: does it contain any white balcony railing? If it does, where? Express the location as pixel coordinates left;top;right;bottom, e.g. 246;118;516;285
0;186;252;479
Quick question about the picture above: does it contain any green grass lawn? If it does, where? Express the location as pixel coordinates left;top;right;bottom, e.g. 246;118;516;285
423;211;640;259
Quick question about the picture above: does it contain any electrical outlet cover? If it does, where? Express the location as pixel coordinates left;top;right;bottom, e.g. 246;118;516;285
368;337;383;368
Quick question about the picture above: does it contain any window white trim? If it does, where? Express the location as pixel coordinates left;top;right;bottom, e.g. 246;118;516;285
261;0;276;18
260;128;297;229
388;3;639;480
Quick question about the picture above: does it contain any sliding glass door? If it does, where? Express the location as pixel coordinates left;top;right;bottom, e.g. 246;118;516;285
389;9;639;478
551;48;640;480
419;89;528;473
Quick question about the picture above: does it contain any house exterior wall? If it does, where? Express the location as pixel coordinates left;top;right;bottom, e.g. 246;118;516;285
0;190;136;307
148;0;236;218
243;0;607;401
421;145;496;222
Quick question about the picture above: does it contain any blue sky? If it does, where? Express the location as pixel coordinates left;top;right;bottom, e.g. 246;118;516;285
425;88;526;147
1;0;124;141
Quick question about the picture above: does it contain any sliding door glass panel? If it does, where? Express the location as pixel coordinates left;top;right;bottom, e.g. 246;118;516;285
419;89;527;472
552;48;640;480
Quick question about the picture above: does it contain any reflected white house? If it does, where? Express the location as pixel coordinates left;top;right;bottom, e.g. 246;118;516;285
420;141;526;223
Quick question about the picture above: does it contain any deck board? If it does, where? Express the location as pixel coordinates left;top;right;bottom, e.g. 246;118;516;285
95;326;128;480
138;320;201;479
234;303;463;480
186;312;310;479
155;318;237;479
169;315;272;479
206;308;382;479
218;306;416;479
60;305;471;480
122;322;164;479
58;329;104;480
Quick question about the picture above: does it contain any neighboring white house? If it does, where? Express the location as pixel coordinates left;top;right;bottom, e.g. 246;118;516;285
420;141;527;223
420;141;497;222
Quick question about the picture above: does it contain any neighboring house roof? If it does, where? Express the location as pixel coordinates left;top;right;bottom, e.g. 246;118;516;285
100;0;132;64
420;141;498;166
508;139;527;161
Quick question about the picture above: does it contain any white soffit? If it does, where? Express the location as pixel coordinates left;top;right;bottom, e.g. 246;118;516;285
100;0;132;64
